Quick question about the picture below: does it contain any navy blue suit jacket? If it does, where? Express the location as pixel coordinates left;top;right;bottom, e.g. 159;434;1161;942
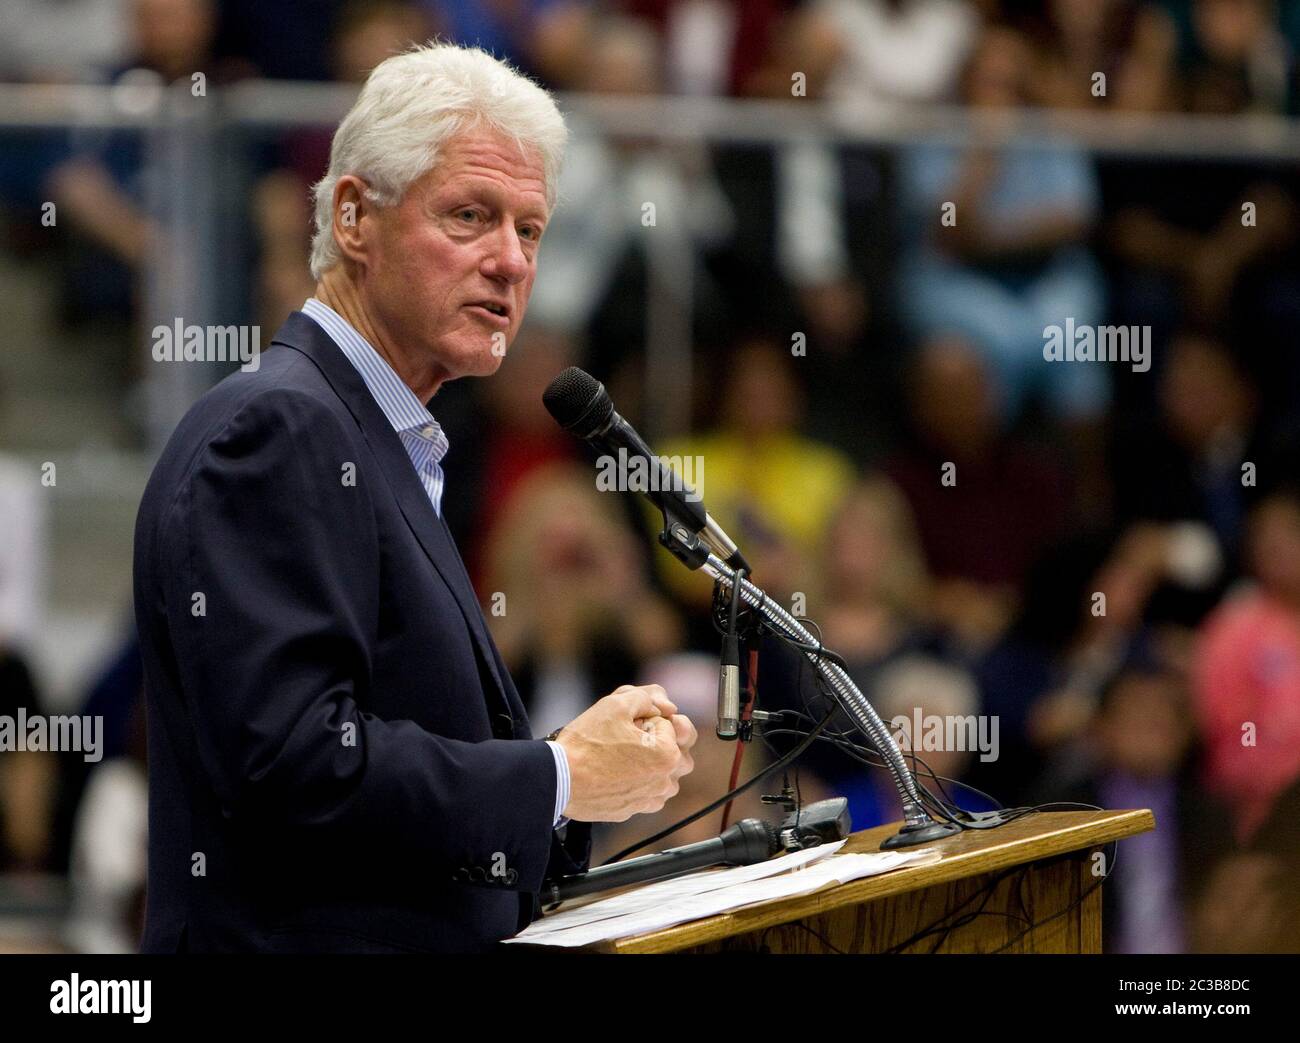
133;310;590;953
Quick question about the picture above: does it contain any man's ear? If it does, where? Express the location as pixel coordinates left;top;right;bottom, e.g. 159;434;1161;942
332;175;372;266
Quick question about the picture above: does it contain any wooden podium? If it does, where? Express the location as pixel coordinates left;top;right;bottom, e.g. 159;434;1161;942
587;809;1154;954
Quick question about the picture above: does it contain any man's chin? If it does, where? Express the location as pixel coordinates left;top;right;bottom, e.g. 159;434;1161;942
469;349;508;377
431;345;505;383
470;336;513;374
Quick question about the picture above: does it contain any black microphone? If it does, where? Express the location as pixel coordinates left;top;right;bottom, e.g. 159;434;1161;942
541;799;852;905
543;817;779;904
542;367;750;573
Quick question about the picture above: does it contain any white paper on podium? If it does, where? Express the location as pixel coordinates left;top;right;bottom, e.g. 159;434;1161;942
512;841;845;941
505;842;943;948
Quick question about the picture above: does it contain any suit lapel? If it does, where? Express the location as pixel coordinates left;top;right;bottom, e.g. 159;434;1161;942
272;312;512;716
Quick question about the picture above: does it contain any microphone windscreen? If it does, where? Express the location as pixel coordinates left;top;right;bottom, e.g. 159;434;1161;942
542;367;613;437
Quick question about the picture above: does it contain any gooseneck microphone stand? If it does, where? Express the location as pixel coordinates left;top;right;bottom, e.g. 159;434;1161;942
658;518;962;850
539;365;960;856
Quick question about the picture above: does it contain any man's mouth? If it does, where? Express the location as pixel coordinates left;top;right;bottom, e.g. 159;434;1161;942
465;301;511;327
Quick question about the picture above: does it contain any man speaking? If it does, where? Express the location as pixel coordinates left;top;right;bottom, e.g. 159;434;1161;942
133;42;697;953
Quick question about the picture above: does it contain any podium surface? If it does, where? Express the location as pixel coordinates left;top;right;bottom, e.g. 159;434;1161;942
589;808;1154;954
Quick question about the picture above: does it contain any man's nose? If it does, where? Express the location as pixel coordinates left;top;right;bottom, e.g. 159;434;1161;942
482;227;529;284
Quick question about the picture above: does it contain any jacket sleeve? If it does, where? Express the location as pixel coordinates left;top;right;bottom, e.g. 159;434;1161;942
158;387;558;890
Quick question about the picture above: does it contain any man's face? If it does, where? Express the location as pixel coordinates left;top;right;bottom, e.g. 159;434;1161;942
362;126;549;385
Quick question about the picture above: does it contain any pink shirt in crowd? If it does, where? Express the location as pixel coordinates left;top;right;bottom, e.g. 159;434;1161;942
1194;591;1300;844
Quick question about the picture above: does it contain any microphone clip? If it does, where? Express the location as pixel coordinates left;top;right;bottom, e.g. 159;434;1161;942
760;785;799;813
657;515;713;572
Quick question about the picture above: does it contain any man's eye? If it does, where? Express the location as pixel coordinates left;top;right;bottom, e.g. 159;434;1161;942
519;226;539;241
456;209;480;223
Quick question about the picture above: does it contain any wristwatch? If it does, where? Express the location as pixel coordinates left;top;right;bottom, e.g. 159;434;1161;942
545;727;564;743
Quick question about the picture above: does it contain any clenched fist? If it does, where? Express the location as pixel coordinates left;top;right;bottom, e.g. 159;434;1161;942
555;684;698;822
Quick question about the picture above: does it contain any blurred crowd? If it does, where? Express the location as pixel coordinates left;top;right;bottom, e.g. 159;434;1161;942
3;0;1300;953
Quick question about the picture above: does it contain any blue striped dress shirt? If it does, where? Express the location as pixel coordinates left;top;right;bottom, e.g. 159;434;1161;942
301;298;570;828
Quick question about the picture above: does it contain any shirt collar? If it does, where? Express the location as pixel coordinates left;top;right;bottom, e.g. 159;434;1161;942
301;297;449;461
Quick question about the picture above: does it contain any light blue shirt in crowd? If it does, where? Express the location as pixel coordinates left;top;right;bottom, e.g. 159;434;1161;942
301;298;570;829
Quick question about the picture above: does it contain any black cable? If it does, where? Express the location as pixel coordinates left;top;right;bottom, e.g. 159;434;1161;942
988;840;1117;953
727;567;745;636
756;717;1116;869
759;722;1015;827
759;919;849;954
926;868;1033;954
751;620;1012;829
762;707;1004;809
594;561;1121;954
880;830;1117;953
600;702;838;865
770;708;1072;832
709;583;1028;836
617;582;1118;947
709;590;852;674
601;608;853;865
606;600;1050;863
881;864;1022;953
750;627;974;827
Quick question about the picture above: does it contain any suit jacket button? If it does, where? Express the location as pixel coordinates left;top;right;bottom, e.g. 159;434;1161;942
493;714;514;739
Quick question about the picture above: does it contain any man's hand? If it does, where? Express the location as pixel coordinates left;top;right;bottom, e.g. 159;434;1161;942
555;684;698;822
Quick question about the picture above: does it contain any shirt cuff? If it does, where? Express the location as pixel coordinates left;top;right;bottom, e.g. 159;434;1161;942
546;740;570;829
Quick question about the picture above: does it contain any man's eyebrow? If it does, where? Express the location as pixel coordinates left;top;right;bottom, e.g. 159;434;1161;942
435;177;548;222
519;207;550;228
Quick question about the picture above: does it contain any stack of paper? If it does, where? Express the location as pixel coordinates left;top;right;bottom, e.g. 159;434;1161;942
506;841;943;948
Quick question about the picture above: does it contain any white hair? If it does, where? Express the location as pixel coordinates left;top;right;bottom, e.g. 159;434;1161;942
309;42;568;280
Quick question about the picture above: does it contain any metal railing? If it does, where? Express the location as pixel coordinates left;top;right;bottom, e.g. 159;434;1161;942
4;80;1300;447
